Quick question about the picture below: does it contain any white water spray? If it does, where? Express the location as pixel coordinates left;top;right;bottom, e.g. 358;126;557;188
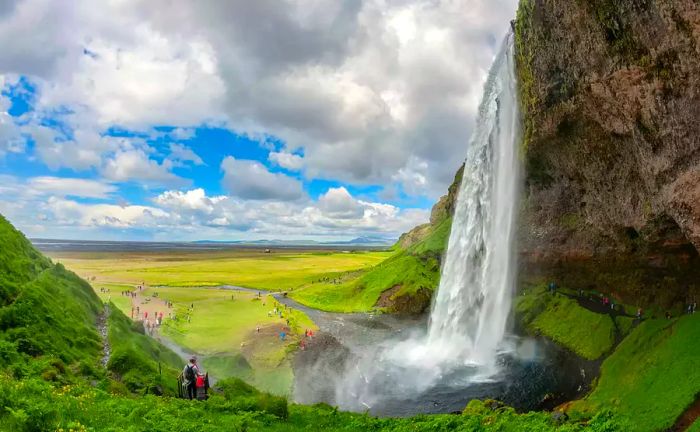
425;32;521;368
302;34;522;412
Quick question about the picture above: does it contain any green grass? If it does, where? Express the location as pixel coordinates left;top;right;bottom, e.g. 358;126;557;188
0;213;655;431
0;374;635;432
107;307;182;395
50;249;391;291
689;419;700;432
156;287;288;353
569;315;700;431
95;286;133;316
290;252;440;312
149;286;311;395
289;220;450;313
516;286;616;360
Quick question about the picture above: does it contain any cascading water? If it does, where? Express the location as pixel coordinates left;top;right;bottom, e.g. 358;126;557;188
426;32;521;368
297;34;527;414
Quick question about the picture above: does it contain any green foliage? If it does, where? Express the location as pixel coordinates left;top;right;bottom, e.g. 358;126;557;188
516;286;616;360
290;218;450;312
407;217;452;256
0;214;52;305
0;375;635;431
0;216;104;380
290;251;440;313
570;315;700;431
688;419;700;432
107;307;182;395
514;0;537;155
217;377;289;419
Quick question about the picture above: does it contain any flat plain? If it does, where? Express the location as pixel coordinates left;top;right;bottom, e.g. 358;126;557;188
52;247;377;395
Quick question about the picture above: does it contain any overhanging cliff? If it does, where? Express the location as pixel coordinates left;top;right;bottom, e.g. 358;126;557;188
514;0;700;308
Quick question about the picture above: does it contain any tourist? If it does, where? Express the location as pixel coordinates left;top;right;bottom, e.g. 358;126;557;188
280;331;286;341
548;282;556;294
181;357;200;400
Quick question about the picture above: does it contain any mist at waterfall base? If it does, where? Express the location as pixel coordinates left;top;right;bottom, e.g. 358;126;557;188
293;35;588;416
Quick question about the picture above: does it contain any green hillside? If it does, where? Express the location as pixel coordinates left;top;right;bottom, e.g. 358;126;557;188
0;214;637;431
289;170;459;314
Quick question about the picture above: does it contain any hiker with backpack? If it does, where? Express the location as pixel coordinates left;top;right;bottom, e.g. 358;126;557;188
181;356;201;400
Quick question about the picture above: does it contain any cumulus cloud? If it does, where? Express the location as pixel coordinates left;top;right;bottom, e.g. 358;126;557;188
154;188;225;214
221;156;304;201
140;0;517;195
0;0;517;199
0;82;23;156
167;143;204;167
0;0;518;239
1;182;429;240
27;176;117;199
47;197;170;228
317;187;365;219
268;151;304;171
102;149;183;185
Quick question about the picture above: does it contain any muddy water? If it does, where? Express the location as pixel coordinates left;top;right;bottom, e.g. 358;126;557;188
217;286;597;417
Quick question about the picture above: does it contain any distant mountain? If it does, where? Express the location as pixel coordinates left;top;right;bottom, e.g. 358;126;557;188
193;236;394;246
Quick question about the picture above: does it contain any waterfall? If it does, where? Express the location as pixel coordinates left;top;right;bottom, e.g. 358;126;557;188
316;34;522;412
426;33;520;367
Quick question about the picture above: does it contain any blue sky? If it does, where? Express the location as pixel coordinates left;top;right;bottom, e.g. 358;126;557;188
0;0;516;241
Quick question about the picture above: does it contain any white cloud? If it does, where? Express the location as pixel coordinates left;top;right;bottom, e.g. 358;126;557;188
154;188;225;214
167;143;204;167
0;183;429;241
317;187;365;219
30;125;109;171
0;0;517;239
0;0;516;200
102;149;183;184
27;176;117;199
47;197;170;228
268;151;304;171
221;156;304;201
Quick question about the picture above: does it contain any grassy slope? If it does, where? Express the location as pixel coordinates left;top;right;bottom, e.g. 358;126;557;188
515;286;617;360
569;315;700;431
0;214;192;414
0;215;104;379
289;218;451;312
107;307;182;395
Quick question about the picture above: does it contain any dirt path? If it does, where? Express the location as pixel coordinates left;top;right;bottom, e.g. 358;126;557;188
670;396;700;431
97;304;111;368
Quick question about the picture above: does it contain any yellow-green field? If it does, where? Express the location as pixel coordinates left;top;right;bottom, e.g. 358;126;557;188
49;248;391;291
56;248;370;396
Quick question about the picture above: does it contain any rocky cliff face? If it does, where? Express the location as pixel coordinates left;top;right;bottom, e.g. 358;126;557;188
515;0;700;308
398;164;464;250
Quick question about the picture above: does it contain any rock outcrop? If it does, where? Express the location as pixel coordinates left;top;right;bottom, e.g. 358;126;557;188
398;164;464;250
514;0;700;307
